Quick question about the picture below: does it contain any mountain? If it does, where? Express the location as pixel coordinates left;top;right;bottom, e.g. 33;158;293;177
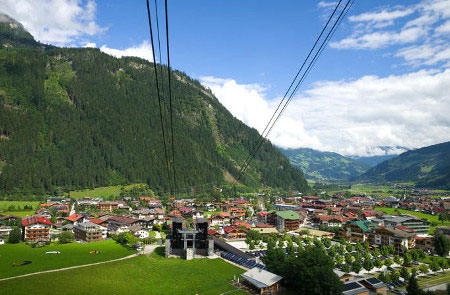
279;147;370;182
352;155;397;167
0;14;308;196
354;141;450;189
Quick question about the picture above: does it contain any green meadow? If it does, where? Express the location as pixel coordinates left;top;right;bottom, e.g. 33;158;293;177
0;247;246;295
69;184;144;199
0;240;135;279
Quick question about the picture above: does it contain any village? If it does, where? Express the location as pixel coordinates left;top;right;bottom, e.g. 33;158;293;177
1;186;449;294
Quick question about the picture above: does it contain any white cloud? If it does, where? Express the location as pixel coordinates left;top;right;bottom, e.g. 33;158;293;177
1;0;105;46
201;70;450;157
317;1;338;9
331;0;450;66
99;41;153;62
83;42;97;48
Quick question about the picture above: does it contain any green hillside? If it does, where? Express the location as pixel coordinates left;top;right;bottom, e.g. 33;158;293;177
354;141;450;189
0;14;308;196
279;147;370;182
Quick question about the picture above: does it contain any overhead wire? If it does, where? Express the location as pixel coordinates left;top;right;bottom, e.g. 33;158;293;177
233;0;344;185
232;0;354;188
164;0;177;192
145;0;172;186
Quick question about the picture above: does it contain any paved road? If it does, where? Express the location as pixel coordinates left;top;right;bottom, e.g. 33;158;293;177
0;245;158;282
425;283;448;291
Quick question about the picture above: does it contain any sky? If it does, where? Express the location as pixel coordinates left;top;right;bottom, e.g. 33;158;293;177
2;0;450;156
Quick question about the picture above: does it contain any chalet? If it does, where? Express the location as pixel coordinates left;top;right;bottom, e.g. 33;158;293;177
0;215;21;224
312;215;348;227
74;222;103;242
340;220;378;243
415;236;434;253
210;212;231;226
223;226;247;240
134;228;150;239
97;201;127;212
66;214;86;225
88;218;108;239
267;210;302;232
233;221;251;229
35;208;52;219
0;225;12;239
22;216;52;242
368;227;416;251
240;267;283;295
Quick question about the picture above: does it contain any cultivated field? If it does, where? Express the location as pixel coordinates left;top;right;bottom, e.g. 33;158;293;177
0;240;135;279
0;247;246;295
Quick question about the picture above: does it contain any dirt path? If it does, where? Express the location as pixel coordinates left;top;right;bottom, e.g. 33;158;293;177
0;245;158;282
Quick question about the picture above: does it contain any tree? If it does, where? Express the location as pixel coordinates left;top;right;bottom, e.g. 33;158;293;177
419;264;429;274
282;247;344;295
7;227;21;244
352;261;362;274
394;255;402;265
335;255;344;266
363;259;374;273
249;240;255;250
346;243;353;252
388;270;400;283
58;231;74;244
430;259;441;272
384;258;393;267
345;253;353;265
438;213;447;223
322;238;331;248
374;258;383;269
381;246;389;257
406;274;422;295
404;252;412;264
262;247;286;276
439;259;449;272
152;224;162;232
373;248;381;257
434;234;450;257
338;245;345;255
355;242;362;252
342;263;351;273
388;245;396;255
400;267;410;280
378;272;388;283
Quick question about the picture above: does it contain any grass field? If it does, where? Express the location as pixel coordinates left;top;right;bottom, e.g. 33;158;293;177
69;184;144;199
0;201;41;217
418;271;450;289
0;247;247;295
0;240;135;279
374;207;441;223
0;210;35;217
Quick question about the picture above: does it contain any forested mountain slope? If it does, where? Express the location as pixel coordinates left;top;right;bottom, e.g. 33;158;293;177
0;14;307;195
279;147;370;182
354;141;450;189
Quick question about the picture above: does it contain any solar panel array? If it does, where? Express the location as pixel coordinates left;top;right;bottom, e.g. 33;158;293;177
344;282;362;291
366;277;382;284
221;252;267;270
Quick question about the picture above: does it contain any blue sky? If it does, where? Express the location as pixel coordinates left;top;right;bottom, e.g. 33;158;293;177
2;0;450;156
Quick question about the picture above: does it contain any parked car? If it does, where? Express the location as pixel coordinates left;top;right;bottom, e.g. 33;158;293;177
45;251;61;254
403;263;413;267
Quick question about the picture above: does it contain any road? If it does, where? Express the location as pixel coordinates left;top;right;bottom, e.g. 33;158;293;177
69;203;75;216
0;245;158;282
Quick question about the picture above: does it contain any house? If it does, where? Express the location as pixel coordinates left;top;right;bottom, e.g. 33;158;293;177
415;236;434;253
0;225;12;239
312;215;348;227
74;222;103;242
340;220;378;243
88;219;108;239
343;277;388;295
0;215;21;225
97;201;127;212
66;214;86;225
210;212;231;226
135;228;150;239
368;227;416;251
35;208;52;219
223;226;247;240
240;267;283;295
267;210;302;232
22;216;52;242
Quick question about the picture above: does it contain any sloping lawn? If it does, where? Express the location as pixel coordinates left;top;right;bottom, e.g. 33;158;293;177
0;240;135;278
0;247;247;295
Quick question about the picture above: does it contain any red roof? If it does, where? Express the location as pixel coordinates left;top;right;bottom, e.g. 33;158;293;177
255;223;274;228
89;218;106;225
22;216;52;227
234;221;251;229
66;214;84;222
208;229;217;235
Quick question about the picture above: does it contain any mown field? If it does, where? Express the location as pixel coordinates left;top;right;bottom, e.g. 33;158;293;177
69;184;144;199
374;207;441;223
0;240;135;279
0;247;246;295
0;201;41;217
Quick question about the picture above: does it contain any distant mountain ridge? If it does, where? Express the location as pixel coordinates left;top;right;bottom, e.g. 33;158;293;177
354;141;450;189
279;147;371;182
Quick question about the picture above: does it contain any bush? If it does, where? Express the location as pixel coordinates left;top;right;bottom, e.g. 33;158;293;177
58;231;74;244
7;227;21;244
